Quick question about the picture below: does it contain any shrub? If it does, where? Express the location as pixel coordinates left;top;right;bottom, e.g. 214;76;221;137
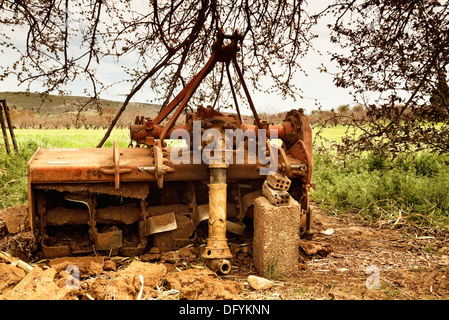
311;151;449;230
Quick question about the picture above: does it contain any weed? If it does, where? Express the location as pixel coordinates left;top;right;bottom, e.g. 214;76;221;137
409;266;426;272
264;257;280;280
425;243;435;254
283;286;308;299
326;280;335;289
381;282;401;297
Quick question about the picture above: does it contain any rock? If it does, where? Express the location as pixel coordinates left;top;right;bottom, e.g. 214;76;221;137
49;256;104;278
247;275;274;291
103;259;117;272
299;239;333;257
320;228;335;236
150;247;161;254
0;263;26;295
178;246;196;263
140;247;162;262
160;251;180;263
1;266;70;300
165;268;244;300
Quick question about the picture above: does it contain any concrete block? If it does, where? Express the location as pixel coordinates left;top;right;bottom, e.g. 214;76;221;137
266;172;291;191
253;196;302;278
262;182;290;206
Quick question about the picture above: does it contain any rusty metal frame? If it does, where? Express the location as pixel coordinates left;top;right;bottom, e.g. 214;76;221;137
141;29;265;146
27;30;316;265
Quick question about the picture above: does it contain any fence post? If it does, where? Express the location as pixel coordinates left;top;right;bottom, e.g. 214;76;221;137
0;100;11;154
2;100;18;152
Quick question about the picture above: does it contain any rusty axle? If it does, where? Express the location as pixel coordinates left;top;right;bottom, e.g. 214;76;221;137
201;163;233;273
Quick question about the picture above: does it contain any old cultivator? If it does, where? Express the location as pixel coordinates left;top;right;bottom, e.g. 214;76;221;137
27;31;314;274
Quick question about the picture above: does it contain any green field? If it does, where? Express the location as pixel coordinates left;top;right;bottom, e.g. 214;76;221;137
0;127;448;231
14;128;131;149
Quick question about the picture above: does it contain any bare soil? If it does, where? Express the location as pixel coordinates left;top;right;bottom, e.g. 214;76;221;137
0;203;448;300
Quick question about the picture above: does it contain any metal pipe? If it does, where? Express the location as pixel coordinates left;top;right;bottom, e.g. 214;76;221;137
206;258;231;274
202;163;232;274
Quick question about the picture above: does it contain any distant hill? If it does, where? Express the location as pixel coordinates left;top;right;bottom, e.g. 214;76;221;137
0;91;259;130
0;91;160;118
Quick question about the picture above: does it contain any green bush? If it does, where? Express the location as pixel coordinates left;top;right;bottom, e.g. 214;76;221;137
311;151;449;229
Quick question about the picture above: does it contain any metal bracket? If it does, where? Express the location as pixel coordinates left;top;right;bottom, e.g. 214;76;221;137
100;141;131;189
137;145;171;188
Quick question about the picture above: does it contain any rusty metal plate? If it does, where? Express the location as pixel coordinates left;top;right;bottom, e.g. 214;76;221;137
28;147;297;184
226;221;246;235
94;229;123;251
41;242;71;259
120;240;147;257
146;212;177;235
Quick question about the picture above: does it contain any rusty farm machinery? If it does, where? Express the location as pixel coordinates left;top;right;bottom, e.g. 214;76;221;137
27;30;314;274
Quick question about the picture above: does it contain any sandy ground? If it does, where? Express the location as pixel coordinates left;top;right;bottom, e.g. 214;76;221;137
0;203;448;300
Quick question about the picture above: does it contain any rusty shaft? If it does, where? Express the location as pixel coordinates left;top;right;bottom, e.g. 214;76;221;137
202;163;232;274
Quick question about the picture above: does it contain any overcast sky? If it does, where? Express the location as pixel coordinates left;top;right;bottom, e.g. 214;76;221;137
0;1;356;115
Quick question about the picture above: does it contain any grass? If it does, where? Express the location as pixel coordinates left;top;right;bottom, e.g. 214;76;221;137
283;286;308;299
14;128;131;148
313;124;362;150
264;256;281;280
381;282;402;298
310;126;449;231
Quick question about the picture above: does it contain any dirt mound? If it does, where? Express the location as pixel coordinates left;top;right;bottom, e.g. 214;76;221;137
100;260;167;300
0;205;246;300
49;256;105;277
1;264;69;300
0;205;28;234
0;203;448;300
0;256;244;300
0;206;37;260
165;268;244;300
0;263;26;295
